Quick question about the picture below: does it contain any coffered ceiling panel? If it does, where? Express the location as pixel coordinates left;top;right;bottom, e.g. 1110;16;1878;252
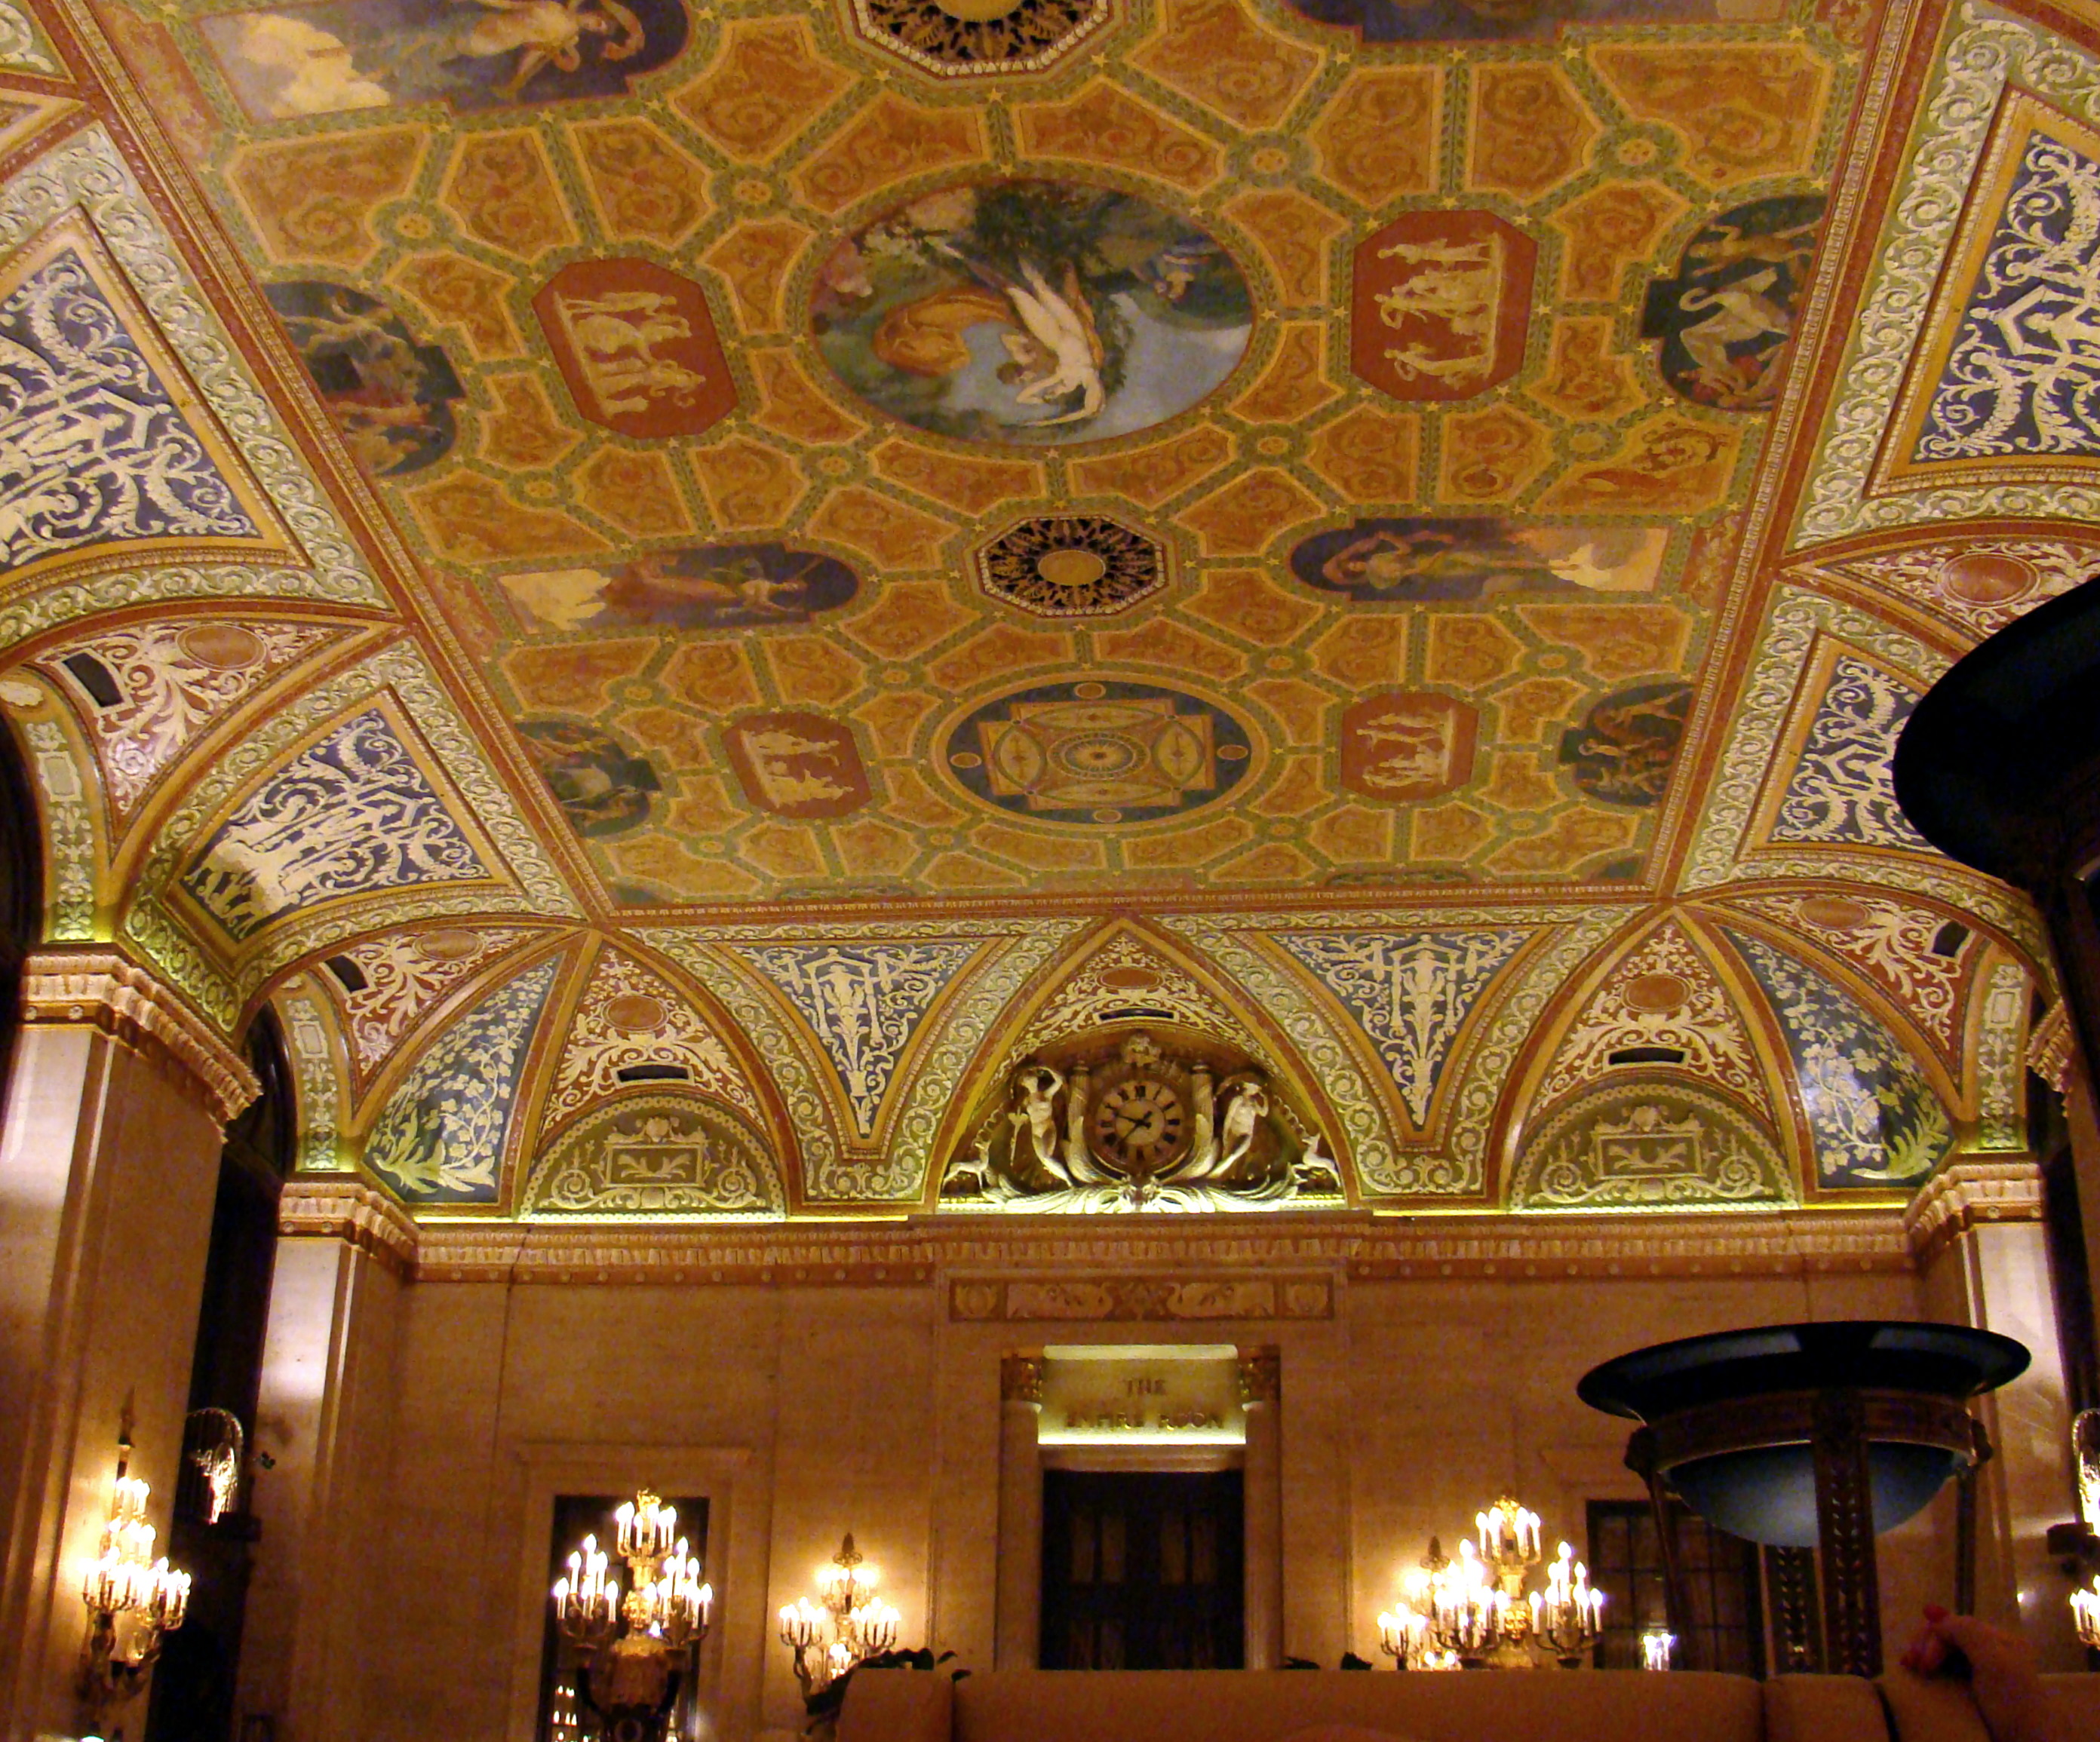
0;0;2084;1223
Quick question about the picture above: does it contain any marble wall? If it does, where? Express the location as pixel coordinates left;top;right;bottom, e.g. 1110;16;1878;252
313;1250;2045;1742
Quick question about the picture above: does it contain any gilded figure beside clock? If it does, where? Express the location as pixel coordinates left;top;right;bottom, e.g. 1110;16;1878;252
939;1029;1343;1213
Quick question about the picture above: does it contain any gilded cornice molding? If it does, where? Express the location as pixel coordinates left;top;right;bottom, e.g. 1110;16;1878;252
2028;1001;2074;1096
20;946;256;1123
275;1177;419;1278
405;1209;1914;1286
1902;1157;2045;1266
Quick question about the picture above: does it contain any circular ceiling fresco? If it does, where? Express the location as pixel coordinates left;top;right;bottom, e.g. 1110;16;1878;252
809;178;1254;446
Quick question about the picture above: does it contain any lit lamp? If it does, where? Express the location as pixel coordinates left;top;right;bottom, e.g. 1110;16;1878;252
184;1407;245;1526
779;1535;902;1698
1580;1322;2028;1676
2074;1578;2100;1651
1529;1541;1606;1665
550;1489;711;1742
78;1437;190;1740
1378;1505;1601;1671
2067;1409;2100;1651
1377;1539;1460;1671
1641;1630;1676;1673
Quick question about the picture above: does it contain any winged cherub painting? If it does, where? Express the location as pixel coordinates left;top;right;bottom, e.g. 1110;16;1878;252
812;179;1254;446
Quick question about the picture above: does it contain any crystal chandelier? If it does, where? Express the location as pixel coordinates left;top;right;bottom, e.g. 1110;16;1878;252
78;1441;189;1739
550;1490;712;1742
778;1534;901;1698
1378;1495;1601;1670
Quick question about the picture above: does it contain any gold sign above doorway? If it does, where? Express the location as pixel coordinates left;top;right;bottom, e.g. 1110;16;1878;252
1036;1345;1246;1447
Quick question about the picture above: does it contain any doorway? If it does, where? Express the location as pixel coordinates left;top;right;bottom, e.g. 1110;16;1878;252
1039;1469;1245;1670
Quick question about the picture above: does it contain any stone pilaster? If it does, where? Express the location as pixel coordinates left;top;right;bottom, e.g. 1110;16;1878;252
0;949;250;1742
234;1183;411;1742
1239;1349;1284;1670
994;1354;1043;1668
1909;1155;2080;1667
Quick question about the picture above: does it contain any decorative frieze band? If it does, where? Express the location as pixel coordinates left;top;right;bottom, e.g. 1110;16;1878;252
277;1177;420;1278
953;1274;1334;1323
1902;1158;2045;1267
20;947;257;1123
400;1209;1920;1288
1346;1213;1914;1280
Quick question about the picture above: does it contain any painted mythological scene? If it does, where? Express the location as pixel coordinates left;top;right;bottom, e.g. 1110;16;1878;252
201;0;687;118
263;281;462;476
1642;195;1827;412
1283;0;1783;42
1290;519;1669;601
500;544;860;632
811;179;1254;446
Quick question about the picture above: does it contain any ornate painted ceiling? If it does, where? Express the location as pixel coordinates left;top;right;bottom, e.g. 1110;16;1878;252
0;0;2088;1223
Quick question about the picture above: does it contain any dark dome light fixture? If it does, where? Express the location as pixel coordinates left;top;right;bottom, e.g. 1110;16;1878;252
1579;1321;2028;1676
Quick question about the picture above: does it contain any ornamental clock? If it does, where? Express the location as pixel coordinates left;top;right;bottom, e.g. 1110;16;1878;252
1091;1077;1187;1171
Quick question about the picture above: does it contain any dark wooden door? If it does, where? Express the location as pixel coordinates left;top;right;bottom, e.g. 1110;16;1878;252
1040;1470;1244;1670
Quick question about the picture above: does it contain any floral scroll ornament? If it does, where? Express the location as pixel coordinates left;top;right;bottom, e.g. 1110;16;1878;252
1274;930;1526;1124
1914;131;2100;462
741;940;983;1138
364;957;558;1204
1730;931;1951;1186
1770;656;1932;851
0;244;260;572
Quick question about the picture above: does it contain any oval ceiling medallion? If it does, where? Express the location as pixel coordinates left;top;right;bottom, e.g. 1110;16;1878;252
604;993;668;1034
1934;551;2038;607
177;624;265;670
944;679;1255;824
810;179;1253;446
413;928;487;962
1796;896;1871;932
1621;971;1693;1014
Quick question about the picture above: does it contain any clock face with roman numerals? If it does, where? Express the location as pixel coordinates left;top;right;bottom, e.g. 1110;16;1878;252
1092;1078;1186;1170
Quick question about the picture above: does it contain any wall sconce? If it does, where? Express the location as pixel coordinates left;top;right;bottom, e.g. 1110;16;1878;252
550;1489;711;1742
78;1436;189;1739
184;1407;245;1526
1641;1629;1676;1672
778;1535;901;1698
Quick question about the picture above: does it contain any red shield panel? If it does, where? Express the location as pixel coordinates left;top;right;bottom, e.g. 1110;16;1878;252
1350;212;1534;403
1339;692;1477;802
534;259;735;438
725;712;871;819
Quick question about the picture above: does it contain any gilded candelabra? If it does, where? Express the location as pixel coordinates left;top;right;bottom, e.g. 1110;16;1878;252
78;1437;189;1741
778;1535;901;1698
2071;1410;2099;1650
551;1490;712;1742
1377;1495;1601;1670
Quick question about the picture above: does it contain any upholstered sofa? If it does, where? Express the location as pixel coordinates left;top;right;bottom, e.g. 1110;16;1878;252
836;1667;1885;1742
835;1664;2100;1742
